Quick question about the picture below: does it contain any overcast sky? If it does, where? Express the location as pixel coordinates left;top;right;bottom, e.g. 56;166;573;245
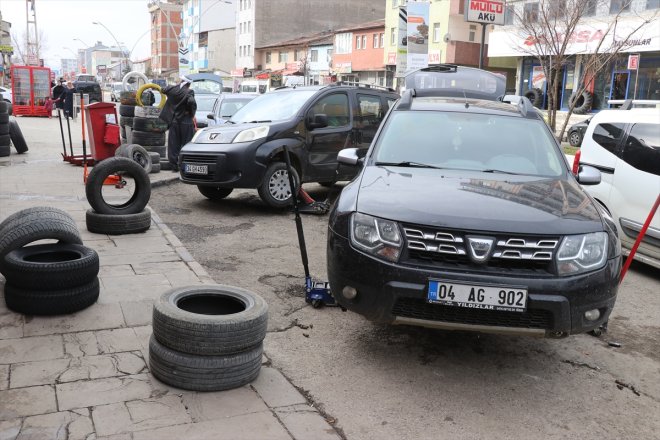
1;0;153;71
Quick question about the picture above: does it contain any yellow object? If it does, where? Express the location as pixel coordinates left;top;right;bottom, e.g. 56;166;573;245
136;83;166;109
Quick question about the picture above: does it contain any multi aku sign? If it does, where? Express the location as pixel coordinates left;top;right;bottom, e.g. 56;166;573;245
465;0;506;26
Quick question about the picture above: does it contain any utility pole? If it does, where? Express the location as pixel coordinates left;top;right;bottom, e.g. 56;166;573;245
25;0;39;65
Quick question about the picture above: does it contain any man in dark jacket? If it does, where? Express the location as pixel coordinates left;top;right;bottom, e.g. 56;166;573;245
59;82;76;118
52;78;65;110
159;76;197;172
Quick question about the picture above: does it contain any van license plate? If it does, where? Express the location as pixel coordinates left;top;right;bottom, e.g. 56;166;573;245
184;164;208;175
428;280;527;312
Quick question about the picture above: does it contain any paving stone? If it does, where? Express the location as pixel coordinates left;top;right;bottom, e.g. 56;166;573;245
251;367;307;408
57;373;154;411
95;434;133;440
100;252;181;266
19;409;94;440
23;304;125;336
93;394;191;436
0;419;22;440
183;386;269;422
63;331;99;357
0;366;7;391
95;328;142;353
99;275;171;303
99;264;135;278
164;270;204;286
0;313;23;340
131;261;190;275
0;335;63;364
120;301;154;327
0;385;57;421
275;404;341;440
10;358;70;388
100;237;173;255
131;412;291;440
132;326;152;350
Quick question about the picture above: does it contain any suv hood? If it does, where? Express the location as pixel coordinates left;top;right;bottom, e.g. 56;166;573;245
356;166;602;235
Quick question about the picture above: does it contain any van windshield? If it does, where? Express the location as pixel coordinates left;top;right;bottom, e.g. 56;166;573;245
230;90;317;123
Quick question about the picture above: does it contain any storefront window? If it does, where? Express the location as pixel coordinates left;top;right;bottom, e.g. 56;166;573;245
631;55;660;101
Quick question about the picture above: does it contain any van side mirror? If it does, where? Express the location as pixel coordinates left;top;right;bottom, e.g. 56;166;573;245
576;165;601;185
338;148;362;166
308;114;328;129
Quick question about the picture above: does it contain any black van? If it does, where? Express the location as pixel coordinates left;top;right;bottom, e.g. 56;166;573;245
178;83;399;207
73;80;103;103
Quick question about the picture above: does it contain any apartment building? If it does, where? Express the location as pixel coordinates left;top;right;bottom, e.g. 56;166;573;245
148;0;183;79
333;20;388;86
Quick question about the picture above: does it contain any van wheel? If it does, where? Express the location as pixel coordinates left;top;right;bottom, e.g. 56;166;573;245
258;162;299;209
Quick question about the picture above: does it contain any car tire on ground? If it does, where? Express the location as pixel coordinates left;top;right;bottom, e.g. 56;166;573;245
0;206;78;238
4;278;100;315
149;336;263;392
160;160;172;171
198;186;233;200
0;123;8;135
523;88;543;108
119;116;134;128
85;209;151;235
145;145;167;158
131;130;166;147
134;106;162;118
568;130;582;147
85;156;151;215
132;116;167;133
152;285;269;356
8;117;28;154
0;101;7;113
119;104;135;117
150;161;161;174
0;114;9;124
120;91;137;106
0;133;10;147
125;144;153;173
257;161;299;209
0;144;10;157
2;243;99;290
570;91;593;115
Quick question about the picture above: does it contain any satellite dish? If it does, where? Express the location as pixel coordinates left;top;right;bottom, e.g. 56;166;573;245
443;33;451;43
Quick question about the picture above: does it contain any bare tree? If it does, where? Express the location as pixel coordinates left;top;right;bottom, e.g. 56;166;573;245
511;0;656;139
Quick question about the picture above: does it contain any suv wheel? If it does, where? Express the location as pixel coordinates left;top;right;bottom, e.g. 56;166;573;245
568;131;581;147
198;186;233;200
258;162;299;209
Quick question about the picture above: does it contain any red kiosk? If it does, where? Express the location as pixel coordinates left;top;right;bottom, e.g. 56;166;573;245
11;65;51;117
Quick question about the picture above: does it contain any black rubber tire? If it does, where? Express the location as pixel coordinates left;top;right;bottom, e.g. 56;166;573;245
0;113;8;124
568;130;582;147
119;116;134;127
132;117;167;133
148;151;160;164
0;206;77;238
131;130;166;147
160;160;172;171
152;285;269;356
85;156;151;215
120;91;137;106
2;243;99;290
126;144;153;173
149;336;262;392
134;106;161;118
258;162;300;209
86;209;151;235
120;125;127;141
0;144;10;157
150;162;161;174
0;101;7;113
0;123;8;135
145;145;167;158
0;133;10;147
4;278;100;315
198;186;233;200
9;117;28;154
523;88;543;107
0;217;82;271
119;104;135;117
571;91;593;115
114;143;131;157
7;103;12;116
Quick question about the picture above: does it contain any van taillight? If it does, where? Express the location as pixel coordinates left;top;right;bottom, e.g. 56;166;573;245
572;149;581;175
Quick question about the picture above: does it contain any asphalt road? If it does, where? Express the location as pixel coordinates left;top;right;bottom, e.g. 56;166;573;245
149;181;660;440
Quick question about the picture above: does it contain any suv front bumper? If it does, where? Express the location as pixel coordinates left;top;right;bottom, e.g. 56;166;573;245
327;230;621;337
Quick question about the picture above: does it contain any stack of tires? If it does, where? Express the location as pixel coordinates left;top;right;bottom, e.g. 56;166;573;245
0;101;11;157
115;143;159;174
85;157;152;235
149;285;268;391
0;207;100;315
134;83;170;170
119;91;137;144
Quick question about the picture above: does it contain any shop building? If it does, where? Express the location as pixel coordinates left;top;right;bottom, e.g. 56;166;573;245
488;0;660;111
333;20;387;86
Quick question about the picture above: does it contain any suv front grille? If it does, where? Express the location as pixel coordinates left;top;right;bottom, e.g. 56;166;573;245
402;225;559;275
392;297;553;329
181;154;214;164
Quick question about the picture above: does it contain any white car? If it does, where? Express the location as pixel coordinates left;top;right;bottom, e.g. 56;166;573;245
0;86;12;103
576;104;660;269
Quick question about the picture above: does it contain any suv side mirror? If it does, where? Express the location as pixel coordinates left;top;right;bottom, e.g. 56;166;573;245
576;165;601;185
308;114;328;129
207;113;215;120
338;148;362;166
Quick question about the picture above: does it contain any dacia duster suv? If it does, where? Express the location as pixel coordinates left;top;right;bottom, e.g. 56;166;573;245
327;65;622;338
178;83;399;207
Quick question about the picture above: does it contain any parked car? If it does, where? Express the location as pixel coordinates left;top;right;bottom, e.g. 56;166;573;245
73;79;102;103
567;117;591;146
576;104;660;269
206;94;258;126
110;82;124;102
194;94;220;128
327;65;622;338
0;86;12;103
178;83;399;207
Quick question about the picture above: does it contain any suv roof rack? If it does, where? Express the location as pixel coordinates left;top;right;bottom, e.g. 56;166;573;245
501;95;538;119
328;81;396;92
397;88;516;110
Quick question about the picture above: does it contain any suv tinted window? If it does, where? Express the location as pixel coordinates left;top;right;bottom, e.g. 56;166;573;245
311;93;349;127
622;123;660;176
592;123;625;154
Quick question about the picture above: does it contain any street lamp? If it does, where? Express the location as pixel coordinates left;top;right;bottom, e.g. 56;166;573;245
73;38;90;48
93;21;130;77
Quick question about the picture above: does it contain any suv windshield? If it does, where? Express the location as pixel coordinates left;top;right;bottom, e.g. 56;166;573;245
231;90;317;123
373;111;565;177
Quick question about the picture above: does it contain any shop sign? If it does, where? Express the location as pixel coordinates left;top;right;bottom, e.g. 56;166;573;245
428;51;441;64
231;68;244;77
336;62;352;73
387;52;396;65
286;62;300;71
627;54;639;70
0;45;13;54
97;65;107;74
465;0;505;26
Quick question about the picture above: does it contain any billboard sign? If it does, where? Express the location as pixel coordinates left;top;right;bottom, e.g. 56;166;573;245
395;6;408;77
465;0;506;26
407;1;430;72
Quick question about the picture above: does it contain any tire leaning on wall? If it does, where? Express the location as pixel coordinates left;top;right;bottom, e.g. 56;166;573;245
570;91;593;115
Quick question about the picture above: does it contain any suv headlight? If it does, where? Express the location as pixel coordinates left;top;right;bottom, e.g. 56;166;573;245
350;213;402;262
556;232;608;275
233;126;269;143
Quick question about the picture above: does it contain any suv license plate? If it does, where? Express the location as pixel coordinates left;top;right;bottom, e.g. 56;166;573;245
184;164;208;175
428;280;527;312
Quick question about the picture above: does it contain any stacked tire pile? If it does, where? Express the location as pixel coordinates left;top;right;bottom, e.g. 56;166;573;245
133;84;170;171
0;102;28;157
0;207;100;315
115;143;160;174
150;285;268;391
119;91;137;144
85;156;152;235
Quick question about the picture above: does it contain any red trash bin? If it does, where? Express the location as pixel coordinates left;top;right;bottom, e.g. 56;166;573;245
84;102;120;162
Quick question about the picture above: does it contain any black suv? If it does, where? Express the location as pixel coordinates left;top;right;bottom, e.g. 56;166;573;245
178;83;399;207
73;80;102;103
327;65;622;338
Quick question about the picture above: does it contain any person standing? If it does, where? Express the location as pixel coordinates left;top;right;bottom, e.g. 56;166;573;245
52;78;65;112
59;82;76;118
158;76;197;172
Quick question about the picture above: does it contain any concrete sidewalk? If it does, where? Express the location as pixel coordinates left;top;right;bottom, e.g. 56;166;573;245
0;116;340;440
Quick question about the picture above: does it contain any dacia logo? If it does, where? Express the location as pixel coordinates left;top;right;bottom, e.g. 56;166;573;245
466;236;495;263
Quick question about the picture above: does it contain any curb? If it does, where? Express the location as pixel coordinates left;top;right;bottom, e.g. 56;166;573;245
151;175;180;188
